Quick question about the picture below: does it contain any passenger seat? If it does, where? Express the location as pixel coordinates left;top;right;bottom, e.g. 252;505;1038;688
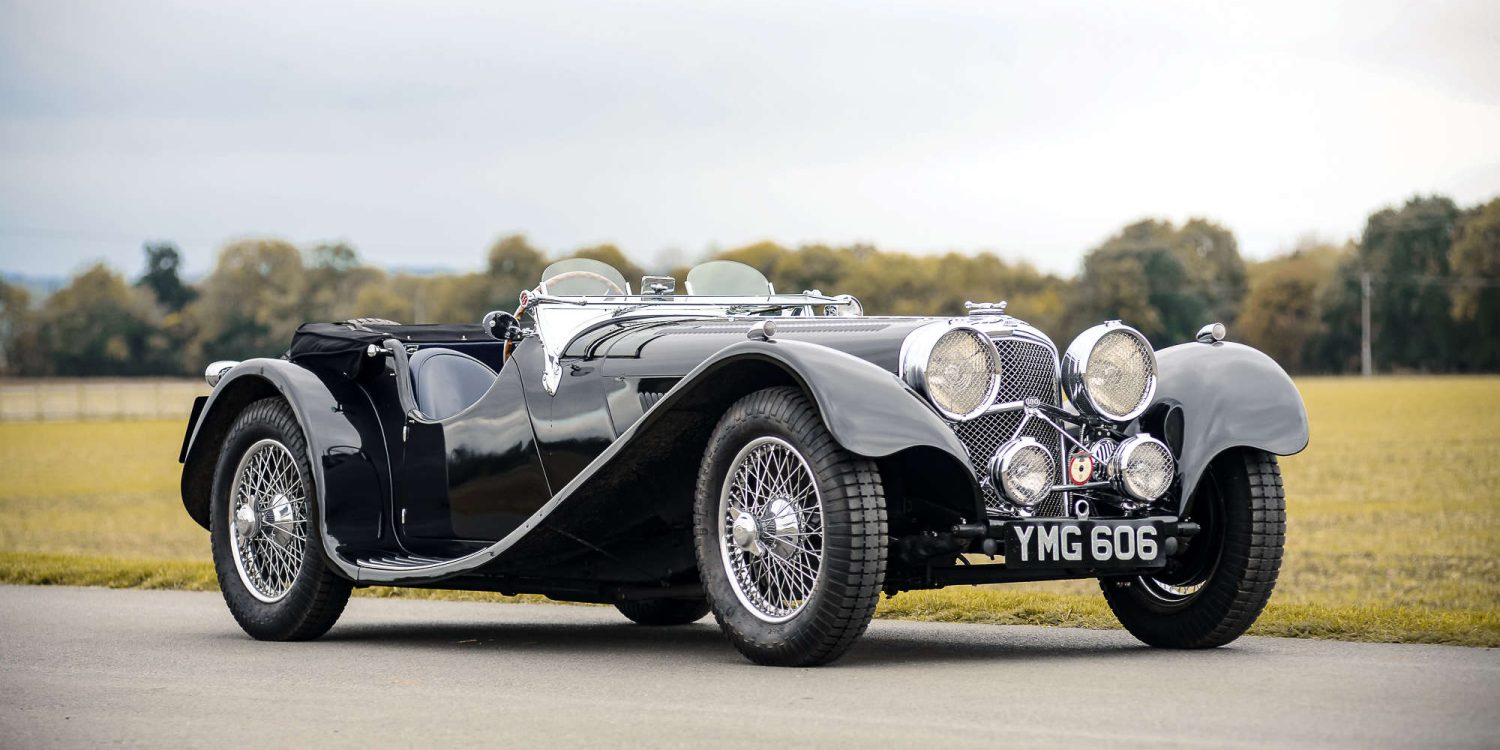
408;348;496;421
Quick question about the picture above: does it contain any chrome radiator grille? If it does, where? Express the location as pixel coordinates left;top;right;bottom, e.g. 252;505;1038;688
948;336;1068;517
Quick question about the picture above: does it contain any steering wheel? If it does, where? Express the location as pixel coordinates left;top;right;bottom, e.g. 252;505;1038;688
544;270;626;297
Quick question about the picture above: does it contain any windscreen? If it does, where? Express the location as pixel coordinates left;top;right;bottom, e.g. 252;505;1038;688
684;260;773;296
540;258;631;296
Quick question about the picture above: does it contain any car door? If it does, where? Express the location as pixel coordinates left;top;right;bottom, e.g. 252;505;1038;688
398;341;553;543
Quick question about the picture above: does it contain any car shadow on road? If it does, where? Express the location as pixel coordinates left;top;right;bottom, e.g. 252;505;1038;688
315;617;1255;669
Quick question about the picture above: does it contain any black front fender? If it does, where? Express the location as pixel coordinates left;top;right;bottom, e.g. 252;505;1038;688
689;339;971;457
178;358;387;579
1140;341;1310;512
667;338;981;513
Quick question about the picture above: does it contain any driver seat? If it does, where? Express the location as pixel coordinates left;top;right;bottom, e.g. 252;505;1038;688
408;348;496;421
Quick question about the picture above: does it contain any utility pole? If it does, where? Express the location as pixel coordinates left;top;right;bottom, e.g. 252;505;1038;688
1360;271;1373;377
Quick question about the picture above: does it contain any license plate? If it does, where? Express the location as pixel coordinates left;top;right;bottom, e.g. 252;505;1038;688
1004;519;1168;569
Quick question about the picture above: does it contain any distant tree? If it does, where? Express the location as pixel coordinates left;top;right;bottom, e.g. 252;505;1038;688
0;280;39;375
487;234;547;285
1175;219;1248;325
33;264;176;375
717;241;790;279
350;281;416;323
418;273;491;323
185;239;308;363
137;242;197;312
1070;219;1244;345
926;252;1068;340
382;235;543;325
1449;197;1500;369
1319;195;1463;373
304;242;385;322
568;244;644;287
1237;243;1347;373
771;244;848;293
705;241;1069;338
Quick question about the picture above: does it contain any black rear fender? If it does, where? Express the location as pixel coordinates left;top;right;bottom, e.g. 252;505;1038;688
179;359;388;577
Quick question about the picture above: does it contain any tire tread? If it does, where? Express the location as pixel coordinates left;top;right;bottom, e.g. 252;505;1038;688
1101;448;1284;648
211;397;351;641
694;386;887;667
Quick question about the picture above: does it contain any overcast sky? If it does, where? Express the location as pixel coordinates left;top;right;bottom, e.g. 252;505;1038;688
2;0;1497;280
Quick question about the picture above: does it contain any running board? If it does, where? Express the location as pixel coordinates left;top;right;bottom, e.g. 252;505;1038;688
342;542;512;583
355;554;466;571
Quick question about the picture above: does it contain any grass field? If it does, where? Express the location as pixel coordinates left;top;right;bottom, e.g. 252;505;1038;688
3;376;1498;646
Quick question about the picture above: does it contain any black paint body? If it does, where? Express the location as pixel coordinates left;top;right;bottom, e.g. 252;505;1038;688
179;314;1307;600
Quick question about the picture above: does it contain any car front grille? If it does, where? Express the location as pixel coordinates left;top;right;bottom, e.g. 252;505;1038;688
947;335;1068;518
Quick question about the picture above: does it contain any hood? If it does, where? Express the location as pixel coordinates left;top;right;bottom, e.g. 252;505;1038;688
568;316;939;378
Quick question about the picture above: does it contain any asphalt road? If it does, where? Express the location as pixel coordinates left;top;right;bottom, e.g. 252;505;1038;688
1;586;1496;749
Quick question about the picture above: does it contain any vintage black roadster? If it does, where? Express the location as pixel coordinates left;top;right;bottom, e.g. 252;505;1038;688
179;258;1308;666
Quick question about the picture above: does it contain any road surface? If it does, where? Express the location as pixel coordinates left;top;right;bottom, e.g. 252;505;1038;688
1;585;1495;748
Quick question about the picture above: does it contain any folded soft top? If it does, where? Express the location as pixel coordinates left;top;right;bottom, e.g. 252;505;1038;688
288;321;489;378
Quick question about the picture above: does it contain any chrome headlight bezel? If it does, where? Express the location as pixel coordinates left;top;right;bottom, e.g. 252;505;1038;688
900;323;1002;421
1062;322;1158;423
1107;434;1176;502
988;437;1056;509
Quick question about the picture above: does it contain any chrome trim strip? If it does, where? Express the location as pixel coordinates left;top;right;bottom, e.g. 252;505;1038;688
528;291;850;307
982;400;1028;415
1053;481;1112;492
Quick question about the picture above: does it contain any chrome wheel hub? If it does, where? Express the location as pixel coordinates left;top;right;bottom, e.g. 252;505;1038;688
228;439;309;603
717;437;825;623
731;512;763;556
233;503;259;538
764;497;801;556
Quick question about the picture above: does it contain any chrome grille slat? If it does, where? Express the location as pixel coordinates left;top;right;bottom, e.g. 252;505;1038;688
947;335;1067;518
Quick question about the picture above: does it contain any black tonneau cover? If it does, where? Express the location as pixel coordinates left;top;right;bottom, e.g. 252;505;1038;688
288;321;488;378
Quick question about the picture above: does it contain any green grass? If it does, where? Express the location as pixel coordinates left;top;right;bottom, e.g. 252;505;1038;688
2;376;1498;646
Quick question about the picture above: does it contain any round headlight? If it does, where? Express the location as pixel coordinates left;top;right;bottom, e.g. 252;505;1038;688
1062;323;1157;422
988;437;1056;509
901;325;1001;420
1108;435;1175;502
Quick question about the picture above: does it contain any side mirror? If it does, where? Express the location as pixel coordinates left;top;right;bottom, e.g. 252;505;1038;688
483;311;527;342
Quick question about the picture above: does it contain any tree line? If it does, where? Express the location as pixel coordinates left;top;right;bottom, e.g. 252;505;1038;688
1;193;1495;377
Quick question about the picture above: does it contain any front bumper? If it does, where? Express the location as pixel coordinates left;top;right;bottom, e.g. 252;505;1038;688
886;515;1197;593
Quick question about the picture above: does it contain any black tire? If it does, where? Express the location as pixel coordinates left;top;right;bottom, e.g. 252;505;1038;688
210;397;352;641
1101;448;1285;648
693;386;888;667
614;598;712;626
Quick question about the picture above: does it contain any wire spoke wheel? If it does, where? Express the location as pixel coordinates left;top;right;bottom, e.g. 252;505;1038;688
210;397;350;641
227;438;309;603
718;436;825;623
695;387;886;666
